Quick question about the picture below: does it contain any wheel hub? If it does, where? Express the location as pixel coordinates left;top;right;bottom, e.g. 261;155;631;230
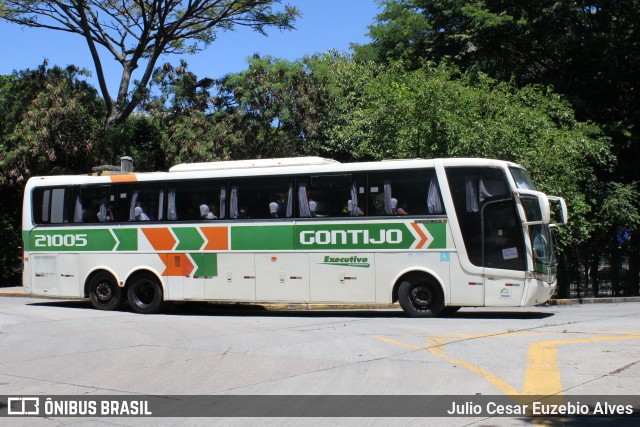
411;286;433;308
95;283;112;301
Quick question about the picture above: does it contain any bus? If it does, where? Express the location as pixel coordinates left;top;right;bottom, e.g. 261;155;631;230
22;157;567;317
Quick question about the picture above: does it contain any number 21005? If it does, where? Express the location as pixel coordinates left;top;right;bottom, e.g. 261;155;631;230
34;234;88;247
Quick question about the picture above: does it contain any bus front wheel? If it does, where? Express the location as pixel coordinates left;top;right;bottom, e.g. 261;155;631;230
88;272;122;311
398;276;444;318
127;274;166;314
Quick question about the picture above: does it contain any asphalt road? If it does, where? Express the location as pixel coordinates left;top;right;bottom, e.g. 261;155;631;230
0;294;638;426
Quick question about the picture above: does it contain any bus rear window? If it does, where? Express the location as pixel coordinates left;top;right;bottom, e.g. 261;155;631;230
33;187;72;224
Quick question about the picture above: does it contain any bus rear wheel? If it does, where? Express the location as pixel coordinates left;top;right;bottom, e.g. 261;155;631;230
88;272;122;311
398;276;444;318
127;274;166;314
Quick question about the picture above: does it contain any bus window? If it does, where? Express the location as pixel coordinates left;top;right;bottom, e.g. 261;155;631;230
117;183;165;222
366;169;440;216
167;180;222;221
298;174;364;217
229;178;294;219
73;185;116;223
32;187;72;224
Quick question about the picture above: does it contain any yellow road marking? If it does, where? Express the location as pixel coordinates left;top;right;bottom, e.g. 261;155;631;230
376;333;640;397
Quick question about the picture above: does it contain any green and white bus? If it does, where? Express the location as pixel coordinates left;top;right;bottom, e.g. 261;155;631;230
22;157;566;317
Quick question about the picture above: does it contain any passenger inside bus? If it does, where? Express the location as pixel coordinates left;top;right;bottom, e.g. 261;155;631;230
200;204;217;220
134;207;150;221
269;201;279;218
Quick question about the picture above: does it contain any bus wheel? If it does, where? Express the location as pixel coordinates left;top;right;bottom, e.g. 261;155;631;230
88;272;122;311
398;276;444;318
127;274;166;314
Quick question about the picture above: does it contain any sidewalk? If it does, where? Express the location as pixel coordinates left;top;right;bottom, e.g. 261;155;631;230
0;286;27;297
2;285;640;305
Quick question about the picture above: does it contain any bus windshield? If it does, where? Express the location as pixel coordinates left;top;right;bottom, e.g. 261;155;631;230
529;224;556;281
509;167;537;191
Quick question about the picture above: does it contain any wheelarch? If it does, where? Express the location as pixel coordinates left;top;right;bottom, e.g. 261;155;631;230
391;268;446;304
124;268;166;300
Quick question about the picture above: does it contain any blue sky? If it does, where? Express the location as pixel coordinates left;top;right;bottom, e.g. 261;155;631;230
0;0;380;94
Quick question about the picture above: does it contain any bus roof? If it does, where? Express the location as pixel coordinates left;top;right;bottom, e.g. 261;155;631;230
169;156;339;172
25;157;524;187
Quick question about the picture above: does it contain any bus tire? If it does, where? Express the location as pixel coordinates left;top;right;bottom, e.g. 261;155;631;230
127;273;166;314
88;272;122;311
397;275;444;318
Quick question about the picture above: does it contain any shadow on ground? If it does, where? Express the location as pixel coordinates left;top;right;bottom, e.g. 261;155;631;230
27;300;555;320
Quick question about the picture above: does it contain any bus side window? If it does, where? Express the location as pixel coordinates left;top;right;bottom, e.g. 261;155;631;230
366;170;435;216
117;183;164;222
230;178;294;219
74;185;115;223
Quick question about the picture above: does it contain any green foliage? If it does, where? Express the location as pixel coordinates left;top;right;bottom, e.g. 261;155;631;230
0;63;105;284
1;1;299;150
0;62;105;185
321;61;613;250
355;0;640;294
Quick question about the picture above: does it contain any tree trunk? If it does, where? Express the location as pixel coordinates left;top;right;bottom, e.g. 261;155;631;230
589;257;600;297
610;230;621;296
628;230;640;296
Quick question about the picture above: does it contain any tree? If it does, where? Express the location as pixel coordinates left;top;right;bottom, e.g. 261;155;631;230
354;0;640;295
0;62;105;185
318;60;614;295
140;55;339;163
0;63;105;284
1;0;299;159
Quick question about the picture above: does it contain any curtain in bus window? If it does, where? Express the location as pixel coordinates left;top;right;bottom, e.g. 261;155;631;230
427;178;444;214
158;190;164;221
42;190;51;223
383;181;393;215
465;176;509;212
465;177;479;212
286;183;294;218
167;189;177;220
230;186;239;219
298;183;311;217
129;191;139;220
479;178;507;203
349;182;360;216
219;187;226;219
74;195;83;223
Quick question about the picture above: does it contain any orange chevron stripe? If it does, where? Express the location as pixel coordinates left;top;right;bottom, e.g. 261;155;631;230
159;253;195;277
411;223;428;249
142;228;176;251
201;226;229;250
109;174;137;182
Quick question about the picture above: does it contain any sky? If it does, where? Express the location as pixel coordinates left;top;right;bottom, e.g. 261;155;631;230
0;0;380;95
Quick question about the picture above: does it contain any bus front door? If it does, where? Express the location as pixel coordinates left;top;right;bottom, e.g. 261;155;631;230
482;200;527;306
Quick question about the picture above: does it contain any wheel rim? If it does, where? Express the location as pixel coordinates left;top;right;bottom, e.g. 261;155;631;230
133;280;155;306
95;282;113;302
409;284;433;310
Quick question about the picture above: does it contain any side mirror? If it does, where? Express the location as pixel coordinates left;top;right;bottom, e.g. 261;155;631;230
548;196;568;226
515;190;550;225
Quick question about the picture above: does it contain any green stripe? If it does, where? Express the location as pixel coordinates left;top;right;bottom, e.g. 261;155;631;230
232;225;294;250
25;222;447;252
173;227;204;251
113;228;137;251
192;253;218;277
